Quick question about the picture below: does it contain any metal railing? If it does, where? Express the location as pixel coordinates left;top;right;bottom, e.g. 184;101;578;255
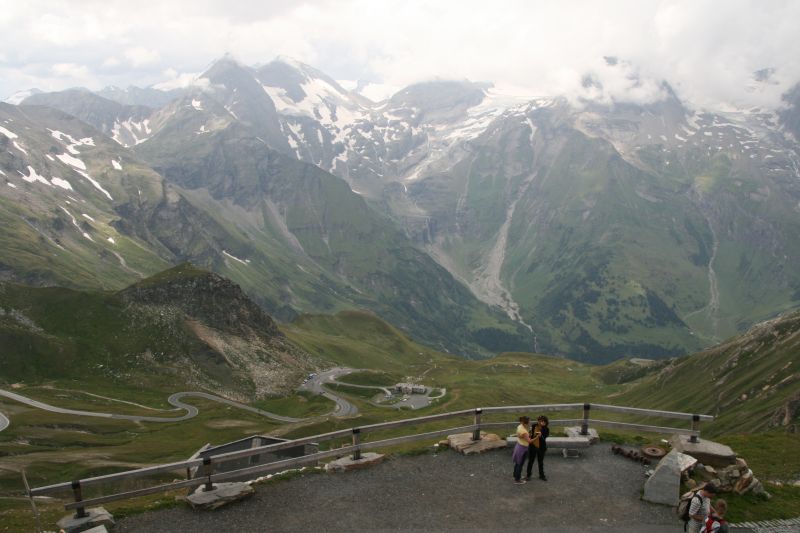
27;403;713;518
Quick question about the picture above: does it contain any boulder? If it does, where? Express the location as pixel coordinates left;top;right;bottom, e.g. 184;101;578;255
447;432;506;455
669;435;736;468
564;426;600;444
186;482;254;510
324;452;385;473
643;449;685;506
57;507;114;533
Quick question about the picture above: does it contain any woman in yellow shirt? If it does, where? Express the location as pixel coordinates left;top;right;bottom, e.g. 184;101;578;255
512;416;532;484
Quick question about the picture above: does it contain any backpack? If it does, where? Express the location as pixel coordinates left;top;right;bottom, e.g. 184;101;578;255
705;516;728;533
677;490;702;529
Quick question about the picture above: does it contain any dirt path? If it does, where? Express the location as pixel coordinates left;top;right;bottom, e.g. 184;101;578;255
116;443;750;532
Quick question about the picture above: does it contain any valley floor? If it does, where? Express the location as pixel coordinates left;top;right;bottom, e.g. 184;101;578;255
115;443;754;532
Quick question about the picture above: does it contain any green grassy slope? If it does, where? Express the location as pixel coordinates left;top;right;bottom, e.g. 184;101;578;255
614;311;800;435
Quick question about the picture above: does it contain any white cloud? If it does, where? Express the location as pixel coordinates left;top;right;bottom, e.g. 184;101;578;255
51;63;91;79
124;46;161;67
0;0;797;109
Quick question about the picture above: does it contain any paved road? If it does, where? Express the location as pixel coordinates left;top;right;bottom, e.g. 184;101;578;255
117;442;756;532
0;366;363;432
299;367;359;417
0;388;300;431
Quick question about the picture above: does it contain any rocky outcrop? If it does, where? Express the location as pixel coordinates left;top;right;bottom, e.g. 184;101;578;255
119;264;280;337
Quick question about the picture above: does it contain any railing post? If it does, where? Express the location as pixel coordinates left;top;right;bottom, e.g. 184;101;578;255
352;428;361;461
581;403;591;435
71;480;87;519
202;457;214;491
690;414;700;443
472;408;482;441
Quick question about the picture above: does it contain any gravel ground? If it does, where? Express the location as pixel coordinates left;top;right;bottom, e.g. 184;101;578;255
116;443;753;532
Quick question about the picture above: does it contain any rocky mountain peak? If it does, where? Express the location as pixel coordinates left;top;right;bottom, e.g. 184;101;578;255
118;263;281;338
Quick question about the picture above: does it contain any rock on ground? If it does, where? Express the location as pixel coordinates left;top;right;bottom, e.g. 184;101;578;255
324;452;385;473
447;432;506;454
186;482;254;510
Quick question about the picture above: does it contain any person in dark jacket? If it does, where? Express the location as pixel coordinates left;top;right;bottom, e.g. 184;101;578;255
526;415;549;481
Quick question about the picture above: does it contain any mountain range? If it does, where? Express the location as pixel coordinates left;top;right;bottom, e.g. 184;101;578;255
3;55;800;362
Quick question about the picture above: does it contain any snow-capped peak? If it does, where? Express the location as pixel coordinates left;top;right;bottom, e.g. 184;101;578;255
3;88;43;105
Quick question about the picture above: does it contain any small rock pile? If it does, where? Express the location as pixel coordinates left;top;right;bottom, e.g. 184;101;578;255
687;457;770;498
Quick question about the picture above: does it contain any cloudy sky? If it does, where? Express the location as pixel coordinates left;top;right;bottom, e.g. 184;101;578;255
1;0;798;109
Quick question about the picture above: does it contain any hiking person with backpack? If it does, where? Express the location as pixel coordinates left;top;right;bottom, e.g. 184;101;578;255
686;483;718;532
705;499;729;533
526;415;549;481
512;416;533;484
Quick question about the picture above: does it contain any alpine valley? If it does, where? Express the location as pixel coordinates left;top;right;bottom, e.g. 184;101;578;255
4;55;800;362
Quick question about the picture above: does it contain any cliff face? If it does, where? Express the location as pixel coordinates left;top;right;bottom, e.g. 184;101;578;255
119;263;280;338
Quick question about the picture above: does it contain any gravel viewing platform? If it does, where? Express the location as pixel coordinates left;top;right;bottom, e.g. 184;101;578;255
116;442;756;532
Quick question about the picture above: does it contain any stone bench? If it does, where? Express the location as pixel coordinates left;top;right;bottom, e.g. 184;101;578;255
505;436;591;449
505;435;591;458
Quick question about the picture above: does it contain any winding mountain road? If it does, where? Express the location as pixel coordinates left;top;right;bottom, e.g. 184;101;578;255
299;367;359;418
0;367;366;433
0;389;301;432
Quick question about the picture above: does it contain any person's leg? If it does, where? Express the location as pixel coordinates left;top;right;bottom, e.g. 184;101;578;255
537;449;546;480
525;446;534;479
513;449;527;481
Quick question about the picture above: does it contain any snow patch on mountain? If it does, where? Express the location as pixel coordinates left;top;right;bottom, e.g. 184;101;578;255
51;177;73;190
12;141;27;155
111;119;151;146
56;153;86;170
111;159;122;170
0;126;18;139
75;170;112;200
222;250;250;265
19;166;50;186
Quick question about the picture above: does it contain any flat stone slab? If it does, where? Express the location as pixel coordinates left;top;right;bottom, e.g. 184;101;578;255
448;432;506;455
83;527;109;533
57;506;114;533
186;482;254;510
643;449;683;506
325;452;385;472
564;426;600;444
670;435;736;468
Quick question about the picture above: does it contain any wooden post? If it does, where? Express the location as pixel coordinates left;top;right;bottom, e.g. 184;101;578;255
690;415;700;443
22;469;43;533
581;403;590;435
472;408;482;441
202;457;214;492
352;428;361;461
71;480;87;519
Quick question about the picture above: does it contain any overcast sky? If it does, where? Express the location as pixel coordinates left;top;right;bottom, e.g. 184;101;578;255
1;0;798;109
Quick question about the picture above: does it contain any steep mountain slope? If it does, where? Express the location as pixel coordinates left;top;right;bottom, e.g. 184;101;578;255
4;67;530;357
12;57;800;362
133;84;529;356
0;264;315;398
23;89;155;146
614;311;800;435
0;103;171;288
245;58;800;361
